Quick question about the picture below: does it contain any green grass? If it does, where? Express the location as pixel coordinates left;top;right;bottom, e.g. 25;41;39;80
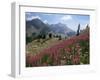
26;38;64;55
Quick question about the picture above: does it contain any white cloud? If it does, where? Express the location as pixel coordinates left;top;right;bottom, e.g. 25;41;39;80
61;15;72;21
43;20;48;23
26;13;32;16
43;14;52;16
26;16;41;21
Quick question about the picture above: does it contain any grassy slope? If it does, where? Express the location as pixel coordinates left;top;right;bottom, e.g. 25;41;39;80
26;32;89;67
26;38;64;55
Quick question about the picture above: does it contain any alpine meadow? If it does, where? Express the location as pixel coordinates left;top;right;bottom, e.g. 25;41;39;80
25;12;90;67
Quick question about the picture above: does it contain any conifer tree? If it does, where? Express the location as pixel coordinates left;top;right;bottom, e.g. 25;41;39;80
76;24;80;36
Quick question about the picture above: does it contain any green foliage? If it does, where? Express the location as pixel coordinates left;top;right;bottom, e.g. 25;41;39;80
79;40;89;64
41;54;53;65
41;54;49;63
26;36;33;44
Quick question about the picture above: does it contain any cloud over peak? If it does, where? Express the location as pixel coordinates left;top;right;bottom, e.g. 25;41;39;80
61;15;72;21
26;16;41;21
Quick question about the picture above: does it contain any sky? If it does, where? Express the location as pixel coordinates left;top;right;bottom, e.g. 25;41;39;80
25;12;90;32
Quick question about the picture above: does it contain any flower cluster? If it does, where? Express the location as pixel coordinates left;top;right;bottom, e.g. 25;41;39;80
26;33;89;67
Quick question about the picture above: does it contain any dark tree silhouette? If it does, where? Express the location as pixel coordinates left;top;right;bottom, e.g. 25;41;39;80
86;24;89;30
58;35;62;40
26;36;33;44
86;24;89;28
76;24;80;36
49;33;52;38
42;34;46;39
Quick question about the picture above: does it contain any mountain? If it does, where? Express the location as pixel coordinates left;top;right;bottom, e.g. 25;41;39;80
26;19;76;39
50;23;76;37
26;19;50;38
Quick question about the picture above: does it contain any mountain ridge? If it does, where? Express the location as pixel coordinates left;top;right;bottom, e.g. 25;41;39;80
26;18;76;38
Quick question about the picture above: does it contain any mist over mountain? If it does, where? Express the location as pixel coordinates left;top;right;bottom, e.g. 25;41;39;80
50;23;76;36
26;18;76;38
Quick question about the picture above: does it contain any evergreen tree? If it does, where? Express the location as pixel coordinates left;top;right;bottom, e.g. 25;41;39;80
58;35;62;40
76;24;80;36
49;33;52;38
85;24;89;32
86;24;89;28
42;34;46;39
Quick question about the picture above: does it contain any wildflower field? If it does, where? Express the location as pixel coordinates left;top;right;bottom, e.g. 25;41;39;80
26;32;89;67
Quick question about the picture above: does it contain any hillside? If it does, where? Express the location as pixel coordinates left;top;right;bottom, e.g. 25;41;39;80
26;31;89;67
26;18;76;44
